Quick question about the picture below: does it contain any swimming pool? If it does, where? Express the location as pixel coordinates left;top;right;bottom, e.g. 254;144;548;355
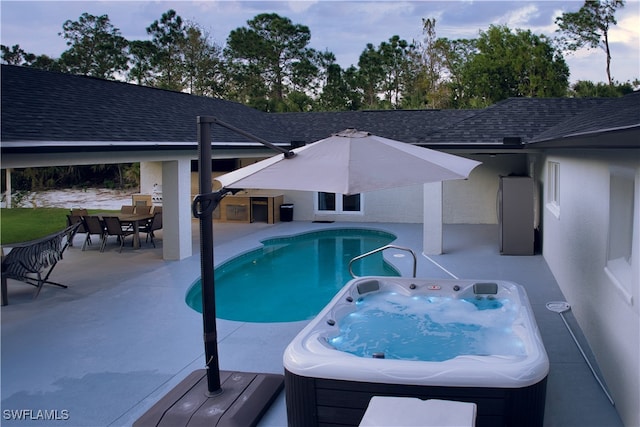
185;228;399;322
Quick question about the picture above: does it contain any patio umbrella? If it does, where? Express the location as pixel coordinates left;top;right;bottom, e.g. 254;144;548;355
216;128;481;195
150;120;481;427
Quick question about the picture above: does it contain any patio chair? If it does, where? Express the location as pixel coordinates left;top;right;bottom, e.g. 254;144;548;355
140;212;162;248
1;223;80;305
66;213;87;247
71;208;89;216
102;216;134;252
81;216;106;251
135;204;152;215
120;205;135;214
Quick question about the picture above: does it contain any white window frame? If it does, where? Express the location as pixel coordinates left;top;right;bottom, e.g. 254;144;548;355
315;192;364;215
546;161;560;218
604;166;636;305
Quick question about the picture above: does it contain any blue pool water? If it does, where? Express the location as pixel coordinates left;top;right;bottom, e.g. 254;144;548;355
328;291;526;361
186;229;399;322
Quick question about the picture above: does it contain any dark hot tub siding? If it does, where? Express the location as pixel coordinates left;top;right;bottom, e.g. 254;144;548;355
285;370;547;427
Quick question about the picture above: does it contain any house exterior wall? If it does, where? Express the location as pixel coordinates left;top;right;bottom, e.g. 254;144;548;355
140;161;163;203
444;154;528;224
284;185;425;223
537;150;639;427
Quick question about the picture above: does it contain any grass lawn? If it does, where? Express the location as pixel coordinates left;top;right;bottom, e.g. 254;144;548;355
1;208;116;245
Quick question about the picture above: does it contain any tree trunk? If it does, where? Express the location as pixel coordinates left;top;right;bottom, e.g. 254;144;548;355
605;31;612;85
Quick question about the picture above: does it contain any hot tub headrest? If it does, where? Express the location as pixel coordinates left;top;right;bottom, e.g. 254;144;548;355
473;282;498;295
357;279;380;295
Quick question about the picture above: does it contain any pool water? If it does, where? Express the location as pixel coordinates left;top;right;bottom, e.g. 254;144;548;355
186;229;399;322
328;291;526;361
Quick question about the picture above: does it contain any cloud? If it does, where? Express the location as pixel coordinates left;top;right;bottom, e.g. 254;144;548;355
1;0;637;84
610;8;640;44
287;0;318;14
495;4;540;28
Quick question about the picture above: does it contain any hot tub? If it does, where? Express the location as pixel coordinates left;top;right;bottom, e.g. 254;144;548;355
283;277;549;427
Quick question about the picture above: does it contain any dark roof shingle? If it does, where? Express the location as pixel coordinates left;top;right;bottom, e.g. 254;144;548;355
1;65;286;143
3;65;638;150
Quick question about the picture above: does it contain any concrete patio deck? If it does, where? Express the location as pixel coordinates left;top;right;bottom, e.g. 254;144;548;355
1;220;622;426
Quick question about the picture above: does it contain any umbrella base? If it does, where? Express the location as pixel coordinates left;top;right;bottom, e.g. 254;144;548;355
134;370;284;427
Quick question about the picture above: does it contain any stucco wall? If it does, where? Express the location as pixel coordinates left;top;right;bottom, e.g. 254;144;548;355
444;154;528;224
140;161;163;200
538;151;639;427
265;154;531;224
281;185;425;223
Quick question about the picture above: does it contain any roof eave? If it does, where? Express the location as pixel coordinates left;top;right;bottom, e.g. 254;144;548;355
0;140;292;154
527;125;640;149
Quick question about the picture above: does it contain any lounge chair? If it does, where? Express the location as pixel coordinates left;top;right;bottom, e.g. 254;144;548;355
1;223;79;305
101;216;134;252
140;212;163;247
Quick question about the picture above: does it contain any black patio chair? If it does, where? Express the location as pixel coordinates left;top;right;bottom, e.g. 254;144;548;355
66;213;87;247
140;212;163;248
101;216;135;253
81;216;106;251
1;223;80;305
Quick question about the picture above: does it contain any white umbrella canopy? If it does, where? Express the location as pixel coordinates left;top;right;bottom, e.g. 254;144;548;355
216;129;481;195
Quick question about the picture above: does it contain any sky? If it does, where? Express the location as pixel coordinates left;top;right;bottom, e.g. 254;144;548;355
1;0;639;85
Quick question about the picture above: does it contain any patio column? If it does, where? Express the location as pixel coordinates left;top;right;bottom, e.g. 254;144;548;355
423;181;443;255
4;168;12;208
162;159;192;260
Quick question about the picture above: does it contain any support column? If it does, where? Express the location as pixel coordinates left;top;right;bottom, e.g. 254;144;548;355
162;160;192;260
5;168;12;208
423;182;443;255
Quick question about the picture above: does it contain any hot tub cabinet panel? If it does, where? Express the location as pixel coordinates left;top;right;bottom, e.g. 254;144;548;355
285;370;547;427
283;277;549;427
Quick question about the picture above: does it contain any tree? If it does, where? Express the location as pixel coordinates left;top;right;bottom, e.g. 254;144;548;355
403;18;452;109
318;63;354;111
58;13;129;79
378;35;415;109
1;44;65;72
146;9;188;91
182;22;223;97
570;79;637;97
224;13;321;111
456;25;569;106
555;0;625;85
1;44;34;65
127;40;156;85
26;55;65;72
433;37;477;108
357;43;385;109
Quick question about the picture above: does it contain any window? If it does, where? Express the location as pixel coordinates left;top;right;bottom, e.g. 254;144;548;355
546;161;560;218
605;166;636;304
317;192;362;214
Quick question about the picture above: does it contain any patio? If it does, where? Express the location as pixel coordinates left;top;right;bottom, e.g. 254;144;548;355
1;220;622;426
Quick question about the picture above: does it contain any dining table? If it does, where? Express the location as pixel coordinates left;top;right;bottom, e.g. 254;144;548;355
89;212;154;249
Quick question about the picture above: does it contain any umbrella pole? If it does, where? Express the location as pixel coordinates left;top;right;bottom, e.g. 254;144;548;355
134;118;285;426
197;116;221;395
